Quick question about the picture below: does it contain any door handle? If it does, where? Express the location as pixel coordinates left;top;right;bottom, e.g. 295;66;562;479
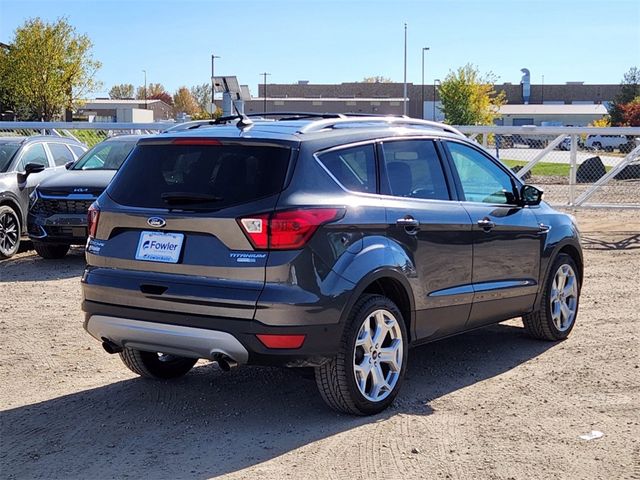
396;216;420;234
477;218;496;231
537;223;551;234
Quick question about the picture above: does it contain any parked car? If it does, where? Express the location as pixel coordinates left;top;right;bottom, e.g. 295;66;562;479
585;134;634;152
0;135;87;259
82;114;583;415
28;135;142;259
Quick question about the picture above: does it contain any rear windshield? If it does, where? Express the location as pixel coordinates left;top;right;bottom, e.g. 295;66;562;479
107;143;291;210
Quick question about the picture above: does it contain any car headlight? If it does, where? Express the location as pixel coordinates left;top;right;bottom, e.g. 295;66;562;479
29;190;39;209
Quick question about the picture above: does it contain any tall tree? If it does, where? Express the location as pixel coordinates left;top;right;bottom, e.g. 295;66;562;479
608;67;640;126
437;64;505;125
0;17;101;120
190;83;211;113
173;86;199;116
109;83;134;99
136;83;168;100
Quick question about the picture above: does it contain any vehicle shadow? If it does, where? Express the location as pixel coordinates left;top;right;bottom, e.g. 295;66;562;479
0;323;557;479
0;248;85;282
581;232;640;250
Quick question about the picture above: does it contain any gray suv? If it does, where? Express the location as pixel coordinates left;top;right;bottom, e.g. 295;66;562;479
0;135;87;258
82;114;583;415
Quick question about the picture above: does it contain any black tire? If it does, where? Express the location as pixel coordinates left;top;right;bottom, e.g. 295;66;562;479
523;253;581;341
0;205;21;259
33;242;70;259
119;347;197;379
315;294;408;415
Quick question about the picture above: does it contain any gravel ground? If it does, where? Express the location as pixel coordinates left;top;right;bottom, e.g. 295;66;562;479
0;209;638;480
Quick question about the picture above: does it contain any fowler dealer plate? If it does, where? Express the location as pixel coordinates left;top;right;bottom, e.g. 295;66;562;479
135;231;184;263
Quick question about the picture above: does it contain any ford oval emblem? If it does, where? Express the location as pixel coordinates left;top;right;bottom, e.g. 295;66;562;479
147;217;166;228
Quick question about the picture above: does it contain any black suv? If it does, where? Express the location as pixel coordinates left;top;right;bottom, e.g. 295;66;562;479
28;135;141;259
82;114;583;415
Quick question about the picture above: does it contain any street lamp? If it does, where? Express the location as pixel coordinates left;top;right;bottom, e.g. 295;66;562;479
211;54;220;119
403;24;408;116
421;47;429;119
142;69;147;109
260;72;271;113
433;78;440;121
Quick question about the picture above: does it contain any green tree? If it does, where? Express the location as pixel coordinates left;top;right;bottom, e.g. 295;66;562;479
608;67;640;126
0;17;101;120
173;86;199;116
190;83;211;114
109;83;134;99
437;64;505;125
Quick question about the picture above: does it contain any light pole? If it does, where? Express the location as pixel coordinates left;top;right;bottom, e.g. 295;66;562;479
403;23;408;116
142;69;147;109
260;72;271;113
211;54;220;119
421;47;429;119
433;78;440;121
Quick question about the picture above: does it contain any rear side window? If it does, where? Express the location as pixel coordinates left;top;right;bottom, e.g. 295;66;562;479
317;144;376;193
69;145;86;158
73;140;136;170
108;143;291;210
48;143;75;166
381;140;449;200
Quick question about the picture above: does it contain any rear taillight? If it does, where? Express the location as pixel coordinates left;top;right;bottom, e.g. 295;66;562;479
238;208;344;250
256;334;306;349
87;203;100;238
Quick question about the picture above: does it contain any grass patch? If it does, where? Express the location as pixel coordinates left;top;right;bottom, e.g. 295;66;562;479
501;159;612;177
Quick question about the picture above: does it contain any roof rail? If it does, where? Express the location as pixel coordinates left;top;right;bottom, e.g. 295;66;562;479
296;116;464;136
246;112;347;121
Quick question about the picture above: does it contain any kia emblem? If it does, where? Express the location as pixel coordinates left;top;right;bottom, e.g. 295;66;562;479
147;217;166;228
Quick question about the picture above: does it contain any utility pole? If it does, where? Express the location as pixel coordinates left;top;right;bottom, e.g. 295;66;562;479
142;69;147;109
403;23;408;116
211;54;221;119
421;47;429;119
260;72;271;113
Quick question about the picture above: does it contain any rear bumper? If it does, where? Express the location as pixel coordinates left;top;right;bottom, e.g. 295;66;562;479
82;300;344;367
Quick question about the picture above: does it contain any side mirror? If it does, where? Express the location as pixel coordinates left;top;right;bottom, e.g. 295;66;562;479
24;162;46;176
65;161;75;170
520;184;543;206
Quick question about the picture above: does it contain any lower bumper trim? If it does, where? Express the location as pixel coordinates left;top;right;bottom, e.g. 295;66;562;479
85;315;249;364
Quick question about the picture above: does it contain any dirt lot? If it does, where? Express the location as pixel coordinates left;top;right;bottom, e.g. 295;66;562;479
1;209;639;480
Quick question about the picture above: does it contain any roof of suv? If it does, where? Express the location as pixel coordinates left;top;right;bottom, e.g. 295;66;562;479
0;135;86;145
157;115;466;146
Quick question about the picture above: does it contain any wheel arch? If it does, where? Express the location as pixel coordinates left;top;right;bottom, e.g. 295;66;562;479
340;268;416;343
0;193;24;233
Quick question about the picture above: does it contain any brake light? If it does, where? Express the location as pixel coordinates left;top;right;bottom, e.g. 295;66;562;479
87;203;100;238
171;138;222;146
256;334;306;349
238;208;344;250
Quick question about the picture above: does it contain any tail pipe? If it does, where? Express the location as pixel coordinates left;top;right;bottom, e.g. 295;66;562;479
214;354;238;372
101;338;123;354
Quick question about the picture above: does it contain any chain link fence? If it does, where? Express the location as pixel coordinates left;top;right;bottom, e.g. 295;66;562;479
1;122;638;208
458;126;640;208
0;121;171;147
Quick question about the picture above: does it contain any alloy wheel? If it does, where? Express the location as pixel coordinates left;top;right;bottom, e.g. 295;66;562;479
0;211;19;256
353;309;403;402
550;264;578;331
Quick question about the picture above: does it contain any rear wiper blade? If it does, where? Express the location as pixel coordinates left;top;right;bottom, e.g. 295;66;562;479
161;192;223;204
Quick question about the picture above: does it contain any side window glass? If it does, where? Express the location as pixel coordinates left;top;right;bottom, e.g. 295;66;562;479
48;143;75;166
447;142;515;204
18;143;49;170
69;145;86;158
381;140;449;200
317;144;376;193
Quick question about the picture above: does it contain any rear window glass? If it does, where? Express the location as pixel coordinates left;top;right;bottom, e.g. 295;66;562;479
108;143;291;210
317;144;376;193
74;140;136;170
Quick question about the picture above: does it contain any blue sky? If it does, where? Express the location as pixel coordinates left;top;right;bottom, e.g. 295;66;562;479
1;0;639;98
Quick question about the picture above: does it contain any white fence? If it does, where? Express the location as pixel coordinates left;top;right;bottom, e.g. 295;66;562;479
1;122;639;208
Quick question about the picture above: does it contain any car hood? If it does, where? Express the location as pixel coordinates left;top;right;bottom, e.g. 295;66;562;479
37;170;117;196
